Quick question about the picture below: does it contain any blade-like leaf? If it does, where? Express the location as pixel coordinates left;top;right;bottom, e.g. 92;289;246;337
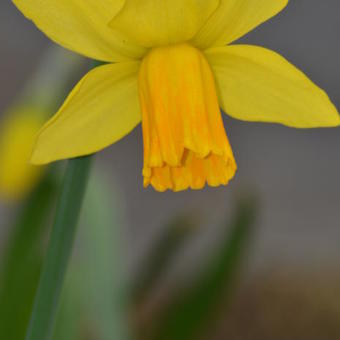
78;172;131;340
25;156;92;340
0;171;57;340
149;196;258;340
132;214;196;302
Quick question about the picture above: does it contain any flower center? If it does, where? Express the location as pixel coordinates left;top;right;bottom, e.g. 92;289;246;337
138;43;237;192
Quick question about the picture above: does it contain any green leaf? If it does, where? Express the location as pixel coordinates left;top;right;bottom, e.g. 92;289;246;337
132;214;196;302
0;171;57;340
52;169;132;340
25;156;92;340
77;172;131;340
149;196;258;340
52;274;84;340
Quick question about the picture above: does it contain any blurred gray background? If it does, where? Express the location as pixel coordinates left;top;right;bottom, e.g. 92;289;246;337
1;0;340;278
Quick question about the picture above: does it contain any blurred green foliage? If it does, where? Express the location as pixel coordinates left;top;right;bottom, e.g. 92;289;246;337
132;214;196;303
143;197;257;340
0;164;258;340
75;173;131;340
0;171;57;340
52;276;84;340
25;157;92;340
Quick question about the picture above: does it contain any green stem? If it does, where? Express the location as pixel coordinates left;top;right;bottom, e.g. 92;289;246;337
25;156;92;340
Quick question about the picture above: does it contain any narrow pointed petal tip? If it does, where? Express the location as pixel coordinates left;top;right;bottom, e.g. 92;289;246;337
193;0;289;49
30;62;142;165
206;45;340;128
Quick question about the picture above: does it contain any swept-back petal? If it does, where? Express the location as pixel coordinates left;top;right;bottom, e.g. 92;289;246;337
13;0;146;62
206;45;340;128
31;62;141;164
193;0;288;49
109;0;219;47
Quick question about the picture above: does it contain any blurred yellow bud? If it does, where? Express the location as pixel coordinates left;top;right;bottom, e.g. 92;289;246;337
0;108;45;200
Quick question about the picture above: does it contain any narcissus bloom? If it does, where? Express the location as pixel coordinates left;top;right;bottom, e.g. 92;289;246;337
14;0;340;192
0;108;45;200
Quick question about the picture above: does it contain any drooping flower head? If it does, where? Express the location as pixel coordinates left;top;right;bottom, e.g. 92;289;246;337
13;0;340;191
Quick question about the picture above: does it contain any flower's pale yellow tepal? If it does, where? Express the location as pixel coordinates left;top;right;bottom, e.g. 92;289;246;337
0;108;45;200
13;0;340;191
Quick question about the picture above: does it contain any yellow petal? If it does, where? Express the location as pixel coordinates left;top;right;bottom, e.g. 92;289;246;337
0;108;45;200
139;44;236;192
31;62;141;165
109;0;219;47
193;0;288;49
13;0;146;62
206;45;340;128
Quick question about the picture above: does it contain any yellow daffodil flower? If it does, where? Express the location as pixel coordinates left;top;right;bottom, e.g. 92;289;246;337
0;108;44;200
13;0;340;192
